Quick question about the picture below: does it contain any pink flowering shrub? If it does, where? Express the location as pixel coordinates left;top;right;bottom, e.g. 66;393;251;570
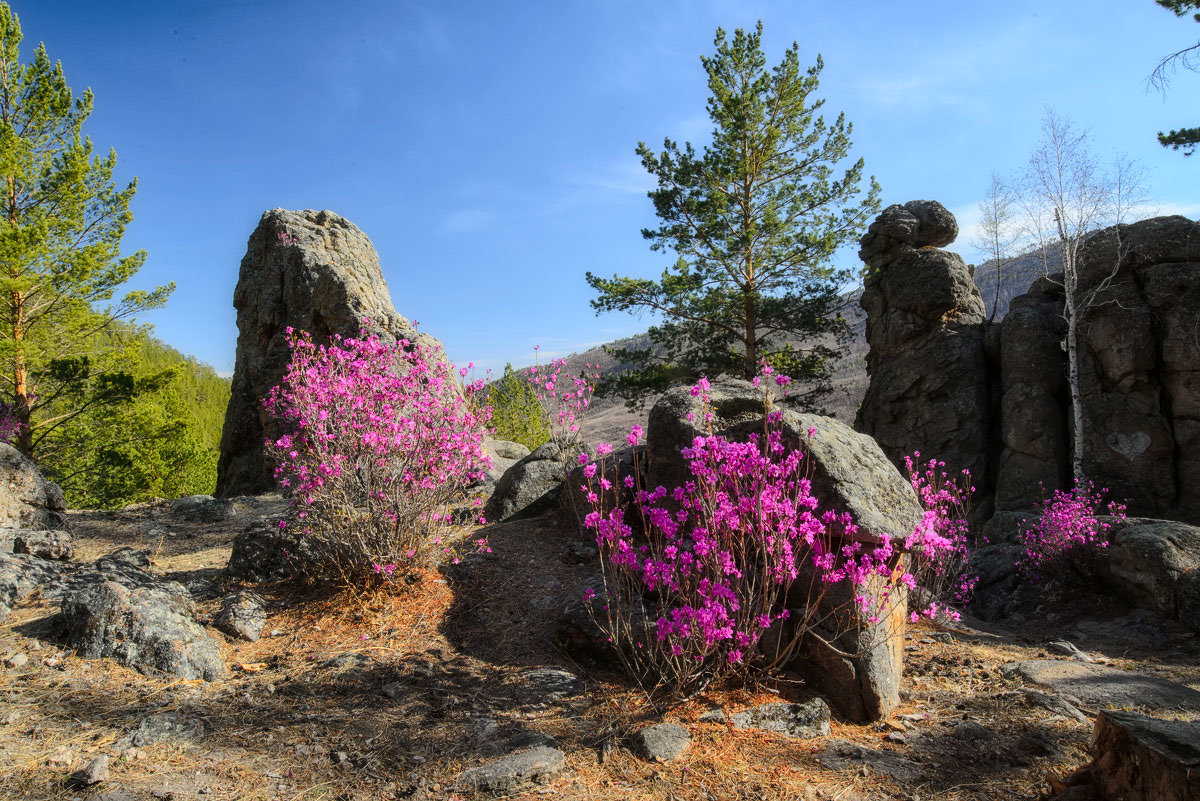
903;453;977;622
0;401;25;446
1017;479;1127;584
523;355;599;446
577;369;911;699
264;327;492;585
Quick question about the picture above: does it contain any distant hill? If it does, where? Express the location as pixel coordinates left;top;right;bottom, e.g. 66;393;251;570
516;246;1056;446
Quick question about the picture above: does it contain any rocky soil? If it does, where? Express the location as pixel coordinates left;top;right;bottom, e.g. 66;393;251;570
1;499;1198;801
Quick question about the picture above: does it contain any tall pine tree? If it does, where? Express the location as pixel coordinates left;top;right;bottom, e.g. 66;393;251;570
0;2;172;458
587;22;879;408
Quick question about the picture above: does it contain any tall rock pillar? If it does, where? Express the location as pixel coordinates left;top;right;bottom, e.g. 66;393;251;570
855;201;993;515
215;209;434;497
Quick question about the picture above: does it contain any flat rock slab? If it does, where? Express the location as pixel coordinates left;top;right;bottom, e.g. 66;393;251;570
520;667;586;704
632;723;691;762
818;739;922;783
1016;659;1200;712
453;745;565;793
730;699;831;739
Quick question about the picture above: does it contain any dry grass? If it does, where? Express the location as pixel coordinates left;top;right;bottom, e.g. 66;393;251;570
1;499;1197;801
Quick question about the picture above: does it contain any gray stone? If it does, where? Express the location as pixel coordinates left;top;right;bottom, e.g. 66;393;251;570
69;755;109;787
818;739;922;782
0;444;66;531
4;652;28;668
453;745;566;793
1024;690;1089;724
644;376;778;495
520;667;585;703
1100;521;1200;629
225;525;297;583
60;576;226;682
730;699;831;739
484;440;578;523
214;590;267;642
170;495;234;523
632;723;691;762
698;707;727;724
1015;659;1200;712
0;529;73;561
649;379;923;545
1046;639;1092;662
482;438;531;484
117;713;204;749
646;381;916;722
0;551;64;620
856;202;990;520
216;208;439;497
858;200;959;272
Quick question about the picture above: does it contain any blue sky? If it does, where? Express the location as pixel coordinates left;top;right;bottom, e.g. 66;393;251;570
13;0;1199;375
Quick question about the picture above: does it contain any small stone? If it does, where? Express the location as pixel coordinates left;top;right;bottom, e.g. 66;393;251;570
69;755;109;787
698;708;727;724
213;590;267;642
47;747;73;768
454;746;566;793
382;682;403;700
730;699;831;739
632;723;691;763
884;731;907;744
1046;640;1093;663
3;652;28;668
1024;690;1089;724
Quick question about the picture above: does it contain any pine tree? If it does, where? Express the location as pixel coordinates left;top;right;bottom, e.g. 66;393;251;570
1151;0;1200;155
587;22;880;407
0;3;172;458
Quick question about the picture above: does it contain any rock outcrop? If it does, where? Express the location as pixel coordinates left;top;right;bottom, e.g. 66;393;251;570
855;201;993;518
60;549;226;681
1099;520;1200;631
646;378;920;722
856;204;1200;525
0;444;66;531
216;209;442;497
484;441;579;523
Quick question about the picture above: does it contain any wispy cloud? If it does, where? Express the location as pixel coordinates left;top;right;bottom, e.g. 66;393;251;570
436;208;493;235
852;19;1044;114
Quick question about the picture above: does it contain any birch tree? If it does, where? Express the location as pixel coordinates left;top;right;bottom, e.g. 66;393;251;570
1019;110;1144;482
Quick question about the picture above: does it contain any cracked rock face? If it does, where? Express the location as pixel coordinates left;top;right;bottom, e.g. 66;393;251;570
215;208;448;497
0;444;66;531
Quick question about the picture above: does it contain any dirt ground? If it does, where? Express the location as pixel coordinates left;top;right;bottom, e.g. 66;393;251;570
1;499;1197;801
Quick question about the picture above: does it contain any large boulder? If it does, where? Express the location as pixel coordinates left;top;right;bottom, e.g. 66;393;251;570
484;440;578;523
646;378;920;721
215;209;445;497
855;202;993;520
60;549;226;681
0;444;66;531
482;438;531;485
1099;520;1200;631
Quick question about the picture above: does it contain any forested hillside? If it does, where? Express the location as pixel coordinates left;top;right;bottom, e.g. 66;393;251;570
31;320;230;510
